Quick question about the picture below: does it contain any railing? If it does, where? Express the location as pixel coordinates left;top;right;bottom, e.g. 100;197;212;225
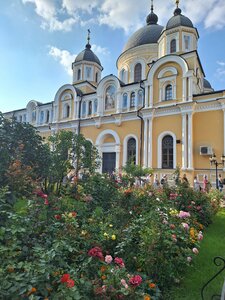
201;256;225;300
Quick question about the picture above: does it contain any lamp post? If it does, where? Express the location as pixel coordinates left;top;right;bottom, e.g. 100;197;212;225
209;153;225;189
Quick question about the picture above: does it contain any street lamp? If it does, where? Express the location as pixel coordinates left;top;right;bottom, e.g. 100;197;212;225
209;153;225;189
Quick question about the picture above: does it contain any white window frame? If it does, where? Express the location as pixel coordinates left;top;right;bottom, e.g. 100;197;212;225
123;134;139;166
157;131;177;169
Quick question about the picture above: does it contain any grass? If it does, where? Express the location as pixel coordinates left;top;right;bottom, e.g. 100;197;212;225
168;209;225;300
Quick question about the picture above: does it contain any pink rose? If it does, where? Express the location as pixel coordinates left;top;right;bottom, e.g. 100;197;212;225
121;279;128;289
105;255;113;264
192;248;199;255
187;256;192;262
198;232;203;241
182;222;189;230
129;275;142;286
114;257;125;267
178;211;191;218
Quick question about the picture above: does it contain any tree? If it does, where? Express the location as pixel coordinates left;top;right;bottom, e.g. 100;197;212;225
0;112;51;197
47;132;100;193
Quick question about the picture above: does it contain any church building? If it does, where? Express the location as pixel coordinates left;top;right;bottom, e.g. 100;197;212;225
4;1;225;185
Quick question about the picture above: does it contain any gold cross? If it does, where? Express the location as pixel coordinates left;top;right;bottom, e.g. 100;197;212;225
176;0;179;8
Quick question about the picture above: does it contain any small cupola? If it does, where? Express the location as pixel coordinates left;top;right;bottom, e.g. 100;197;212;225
72;30;103;87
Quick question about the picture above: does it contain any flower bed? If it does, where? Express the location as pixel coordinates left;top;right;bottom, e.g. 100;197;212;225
0;176;221;299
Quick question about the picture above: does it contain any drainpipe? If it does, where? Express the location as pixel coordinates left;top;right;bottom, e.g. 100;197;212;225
137;80;145;166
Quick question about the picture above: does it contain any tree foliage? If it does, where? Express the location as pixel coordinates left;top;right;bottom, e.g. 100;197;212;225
0;113;51;196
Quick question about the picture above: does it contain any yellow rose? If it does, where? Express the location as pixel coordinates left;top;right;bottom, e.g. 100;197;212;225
111;234;116;240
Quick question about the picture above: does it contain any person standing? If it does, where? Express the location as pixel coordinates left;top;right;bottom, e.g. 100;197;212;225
203;175;208;192
218;174;223;192
193;176;200;191
153;174;159;188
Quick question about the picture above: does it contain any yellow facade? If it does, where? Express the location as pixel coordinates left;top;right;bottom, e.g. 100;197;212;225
4;3;225;188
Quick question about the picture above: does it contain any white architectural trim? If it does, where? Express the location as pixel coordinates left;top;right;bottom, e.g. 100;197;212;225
187;113;193;169
96;129;120;146
130;58;146;82
96;130;121;172
148;118;153;168
158;66;178;79
182;114;187;169
148;55;189;85
143;119;148;167
122;134;139;166
157;131;177;169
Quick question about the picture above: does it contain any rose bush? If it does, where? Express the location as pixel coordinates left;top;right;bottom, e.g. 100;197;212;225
0;173;221;299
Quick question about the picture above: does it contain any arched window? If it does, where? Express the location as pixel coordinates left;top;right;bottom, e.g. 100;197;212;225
95;72;98;83
19;115;22;122
130;92;135;108
40;111;44;123
94;99;98;113
46;110;50;123
77;69;81;80
165;84;173;101
170;39;176;53
122;93;128;109
88;101;92;116
127;138;136;164
134;63;142;82
32;110;36;122
82;102;86;117
105;85;116;110
66;105;70;118
138;90;143;106
162;135;173;169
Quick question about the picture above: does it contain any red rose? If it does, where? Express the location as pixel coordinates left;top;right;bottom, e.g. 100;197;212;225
88;247;104;260
71;211;77;217
60;274;70;283
129;275;142;286
44;199;49;205
54;214;61;220
66;279;75;288
114;257;125;267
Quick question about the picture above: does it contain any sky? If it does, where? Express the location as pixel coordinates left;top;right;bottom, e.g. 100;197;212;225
0;0;225;113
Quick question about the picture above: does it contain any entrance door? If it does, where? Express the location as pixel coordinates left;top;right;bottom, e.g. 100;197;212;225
102;152;116;174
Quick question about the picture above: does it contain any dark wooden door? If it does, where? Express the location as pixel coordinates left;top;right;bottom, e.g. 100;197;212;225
102;152;116;173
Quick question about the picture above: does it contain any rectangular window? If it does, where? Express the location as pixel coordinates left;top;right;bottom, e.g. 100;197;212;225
184;35;191;51
86;67;92;79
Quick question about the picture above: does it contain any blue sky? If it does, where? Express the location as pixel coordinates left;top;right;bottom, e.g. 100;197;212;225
1;0;225;113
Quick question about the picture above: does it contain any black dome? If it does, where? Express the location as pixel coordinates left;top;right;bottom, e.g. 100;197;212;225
166;8;193;30
203;79;213;89
75;44;101;66
123;24;164;52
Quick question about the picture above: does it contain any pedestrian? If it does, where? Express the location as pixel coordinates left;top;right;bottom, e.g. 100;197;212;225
203;175;208;192
160;174;168;187
218;174;223;192
153;174;160;188
193;176;200;191
182;173;189;186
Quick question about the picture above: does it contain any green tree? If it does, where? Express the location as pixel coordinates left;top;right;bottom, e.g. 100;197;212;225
48;132;100;193
0;113;51;196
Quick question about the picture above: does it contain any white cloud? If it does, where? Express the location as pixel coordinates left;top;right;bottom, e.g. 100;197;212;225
204;0;225;29
98;0;145;33
22;0;225;32
49;46;76;75
22;0;77;32
92;44;110;56
215;61;225;81
62;0;101;15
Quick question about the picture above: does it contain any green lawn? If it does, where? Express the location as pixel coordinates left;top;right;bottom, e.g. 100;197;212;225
168;209;225;300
